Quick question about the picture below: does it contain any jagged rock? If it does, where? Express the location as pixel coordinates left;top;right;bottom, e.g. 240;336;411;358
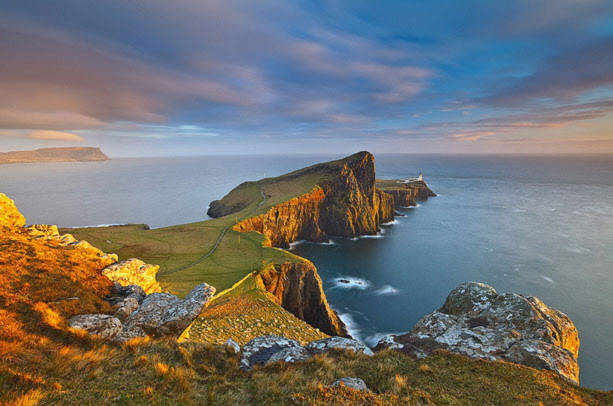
266;346;312;365
113;297;139;322
224;338;241;354
58;233;77;245
0;193;26;228
26;224;60;238
240;335;302;370
102;258;162;294
107;284;146;305
121;283;215;338
330;377;369;391
68;314;122;339
306;337;374;356
375;282;580;384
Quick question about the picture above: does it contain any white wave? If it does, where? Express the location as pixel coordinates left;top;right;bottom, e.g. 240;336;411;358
373;285;399;296
317;240;336;245
540;275;555;284
364;332;397;347
332;276;371;290
380;219;398;226
288;240;306;249
337;312;363;342
359;232;384;239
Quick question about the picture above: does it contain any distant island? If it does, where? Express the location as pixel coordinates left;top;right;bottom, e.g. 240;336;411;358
0;147;109;165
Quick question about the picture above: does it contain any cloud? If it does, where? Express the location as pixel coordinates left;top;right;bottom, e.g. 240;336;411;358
27;130;84;142
478;38;613;106
394;100;613;141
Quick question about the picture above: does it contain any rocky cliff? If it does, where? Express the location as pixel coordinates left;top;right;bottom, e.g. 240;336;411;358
0;147;109;165
256;261;348;337
376;179;436;208
0;193;26;228
231;151;395;248
376;282;581;384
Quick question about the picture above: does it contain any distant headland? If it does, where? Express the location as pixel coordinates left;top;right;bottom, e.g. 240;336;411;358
0;147;109;165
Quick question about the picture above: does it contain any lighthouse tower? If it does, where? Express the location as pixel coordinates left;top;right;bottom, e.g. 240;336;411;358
418;172;423;181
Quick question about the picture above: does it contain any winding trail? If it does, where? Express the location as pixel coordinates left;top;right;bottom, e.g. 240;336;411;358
163;185;267;276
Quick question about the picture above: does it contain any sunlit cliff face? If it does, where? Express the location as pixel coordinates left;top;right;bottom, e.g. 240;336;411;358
0;1;612;155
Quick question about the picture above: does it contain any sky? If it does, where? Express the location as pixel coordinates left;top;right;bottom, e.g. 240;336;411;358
0;0;612;156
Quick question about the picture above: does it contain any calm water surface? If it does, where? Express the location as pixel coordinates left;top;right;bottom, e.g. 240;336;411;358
1;154;611;389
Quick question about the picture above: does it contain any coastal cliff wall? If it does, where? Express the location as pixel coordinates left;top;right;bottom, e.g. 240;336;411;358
233;152;394;247
377;179;437;208
256;261;348;337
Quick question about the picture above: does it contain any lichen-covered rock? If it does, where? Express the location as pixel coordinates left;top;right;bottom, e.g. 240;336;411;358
107;284;146;306
113;297;139;322
102;258;162;294
266;346;312;365
307;337;374;356
0;193;26;228
375;282;580;384
240;335;302;370
331;377;369;391
68;314;122;339
121;283;215;338
26;224;60;238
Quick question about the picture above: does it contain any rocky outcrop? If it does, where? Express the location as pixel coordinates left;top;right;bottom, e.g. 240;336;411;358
376;179;436;208
68;314;123;339
120;283;216;339
306;337;374;356
102;258;162;294
240;335;303;370
331;377;369;391
256;262;348;337
239;335;373;370
0;193;26;228
229;152;398;247
375;282;580;384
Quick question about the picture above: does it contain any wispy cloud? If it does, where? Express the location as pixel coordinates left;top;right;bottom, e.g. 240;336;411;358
27;130;84;142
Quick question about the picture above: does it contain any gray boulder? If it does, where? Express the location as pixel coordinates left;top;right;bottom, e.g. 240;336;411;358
330;377;369;391
240;335;302;370
307;337;374;356
122;283;215;338
375;282;580;384
113;297;139;322
267;346;312;365
69;314;122;339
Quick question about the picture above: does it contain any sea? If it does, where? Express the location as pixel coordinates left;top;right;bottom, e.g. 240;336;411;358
1;154;611;390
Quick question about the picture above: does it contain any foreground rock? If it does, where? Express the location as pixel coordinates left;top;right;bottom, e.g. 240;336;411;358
375;282;580;384
0;193;26;228
121;283;216;339
102;258;162;294
307;337;374;356
69;314;123;339
240;335;303;370
240;335;373;370
331;377;369;391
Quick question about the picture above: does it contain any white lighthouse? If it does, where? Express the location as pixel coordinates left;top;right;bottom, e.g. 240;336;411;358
418;172;423;181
